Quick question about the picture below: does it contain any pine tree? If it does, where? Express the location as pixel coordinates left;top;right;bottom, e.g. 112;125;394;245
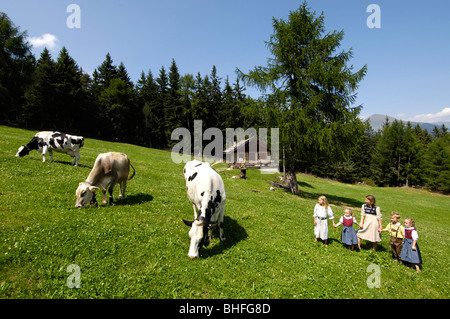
165;59;184;147
23;48;56;129
54;46;86;133
95;53;117;88
335;120;374;184
238;2;367;194
424;134;450;192
402;122;424;187
192;72;214;129
179;73;195;131
0;12;35;124
372;120;424;187
209;65;223;130
156;66;169;147
91;53;119;138
221;76;235;130
93;55;136;142
98;63;136;142
137;70;161;148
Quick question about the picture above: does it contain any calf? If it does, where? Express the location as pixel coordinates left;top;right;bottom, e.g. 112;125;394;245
75;152;135;207
16;131;84;166
182;160;226;258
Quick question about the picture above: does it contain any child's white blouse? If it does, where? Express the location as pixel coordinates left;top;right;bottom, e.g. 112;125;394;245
313;204;334;219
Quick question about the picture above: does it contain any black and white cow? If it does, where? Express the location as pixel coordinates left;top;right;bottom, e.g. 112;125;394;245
16;131;84;166
182;160;226;258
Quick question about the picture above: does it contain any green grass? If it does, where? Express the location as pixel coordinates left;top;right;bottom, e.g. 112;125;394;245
0;125;448;299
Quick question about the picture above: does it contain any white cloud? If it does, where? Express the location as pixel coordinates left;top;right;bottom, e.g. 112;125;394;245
27;33;59;50
406;107;450;123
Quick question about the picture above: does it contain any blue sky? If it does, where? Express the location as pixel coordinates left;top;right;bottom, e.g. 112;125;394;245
2;0;450;122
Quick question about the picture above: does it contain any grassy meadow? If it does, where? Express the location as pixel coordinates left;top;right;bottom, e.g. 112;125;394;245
0;125;448;299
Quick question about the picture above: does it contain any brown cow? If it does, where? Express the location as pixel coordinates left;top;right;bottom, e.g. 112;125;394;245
75;152;135;207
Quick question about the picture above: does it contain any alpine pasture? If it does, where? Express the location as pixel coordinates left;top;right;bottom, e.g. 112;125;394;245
0;125;448;298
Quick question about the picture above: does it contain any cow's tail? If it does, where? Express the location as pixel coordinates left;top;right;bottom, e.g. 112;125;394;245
128;163;136;181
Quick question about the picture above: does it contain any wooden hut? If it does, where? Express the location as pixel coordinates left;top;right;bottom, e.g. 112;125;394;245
223;136;273;168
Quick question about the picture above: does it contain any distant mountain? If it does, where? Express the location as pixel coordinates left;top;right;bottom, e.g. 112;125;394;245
365;114;450;132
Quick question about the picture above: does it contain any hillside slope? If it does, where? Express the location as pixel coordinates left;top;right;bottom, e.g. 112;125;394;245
0;126;448;299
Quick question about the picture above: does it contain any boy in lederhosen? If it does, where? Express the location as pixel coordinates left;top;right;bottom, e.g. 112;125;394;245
382;212;405;262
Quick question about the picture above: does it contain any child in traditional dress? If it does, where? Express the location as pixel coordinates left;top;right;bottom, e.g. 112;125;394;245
313;196;334;247
382;212;405;262
357;195;383;251
333;208;362;251
400;218;422;271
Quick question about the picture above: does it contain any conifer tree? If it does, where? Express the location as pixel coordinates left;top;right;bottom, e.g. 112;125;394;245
98;62;136;142
424;134;450;192
23;48;55;129
54;46;86;133
0;12;35;124
137;70;161;148
209;65;223;130
95;53;117;88
91;53;119;138
156;66;169;147
192;72;214;129
180;73;195;131
165;59;184;147
238;2;367;194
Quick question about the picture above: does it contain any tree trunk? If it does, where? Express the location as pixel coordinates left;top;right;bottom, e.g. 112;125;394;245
397;152;401;186
406;155;411;187
285;164;299;194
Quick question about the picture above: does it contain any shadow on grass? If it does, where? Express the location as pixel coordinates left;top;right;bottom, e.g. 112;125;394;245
121;193;154;205
358;239;388;252
23;157;93;169
297;180;314;188
68;192;153;210
313;237;341;246
202;215;248;259
297;188;363;209
54;160;92;169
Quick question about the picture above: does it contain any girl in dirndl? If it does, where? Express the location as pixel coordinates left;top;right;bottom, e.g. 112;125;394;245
333;208;362;251
357;195;383;251
313;196;334;247
400;217;422;271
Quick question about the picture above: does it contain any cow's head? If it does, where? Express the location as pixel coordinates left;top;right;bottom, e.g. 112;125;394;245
75;182;99;208
183;217;217;258
15;145;30;157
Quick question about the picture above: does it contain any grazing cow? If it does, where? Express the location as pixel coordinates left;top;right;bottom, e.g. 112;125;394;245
75;152;135;208
16;131;84;166
182;160;226;258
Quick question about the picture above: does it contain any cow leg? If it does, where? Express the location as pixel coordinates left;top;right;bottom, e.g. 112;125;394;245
101;187;107;205
119;181;127;199
218;206;226;242
108;186;115;205
48;149;54;162
73;151;80;166
90;194;98;206
42;145;48;162
118;181;124;199
108;179;117;205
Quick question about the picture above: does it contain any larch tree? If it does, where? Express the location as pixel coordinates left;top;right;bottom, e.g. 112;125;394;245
238;2;367;194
